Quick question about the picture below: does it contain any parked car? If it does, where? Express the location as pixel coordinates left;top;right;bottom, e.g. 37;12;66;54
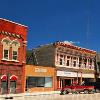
60;84;94;95
85;82;100;93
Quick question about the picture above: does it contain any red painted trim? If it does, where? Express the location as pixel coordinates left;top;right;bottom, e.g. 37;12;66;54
10;75;17;81
1;75;7;81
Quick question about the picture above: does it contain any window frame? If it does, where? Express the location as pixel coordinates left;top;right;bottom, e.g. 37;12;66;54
27;77;52;88
1;38;11;60
12;51;18;61
66;60;70;66
73;60;76;67
11;40;20;61
3;49;9;60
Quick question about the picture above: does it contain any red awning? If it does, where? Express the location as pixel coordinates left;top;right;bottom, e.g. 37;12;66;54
1;75;7;81
10;75;17;81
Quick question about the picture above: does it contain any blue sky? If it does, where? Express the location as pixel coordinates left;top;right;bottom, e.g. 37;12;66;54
0;0;100;52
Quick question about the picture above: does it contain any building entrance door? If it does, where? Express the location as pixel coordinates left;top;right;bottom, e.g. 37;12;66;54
64;79;71;86
1;81;7;94
59;78;74;88
10;81;16;93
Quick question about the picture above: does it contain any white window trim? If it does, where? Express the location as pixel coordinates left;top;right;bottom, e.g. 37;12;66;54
11;39;20;61
3;49;9;60
12;50;18;61
1;37;11;60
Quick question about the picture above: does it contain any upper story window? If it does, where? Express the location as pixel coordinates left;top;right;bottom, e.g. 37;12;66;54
73;61;76;67
1;38;20;61
12;40;20;61
66;56;70;66
67;56;70;59
59;54;65;65
66;60;70;66
2;38;11;60
90;59;92;65
12;51;17;60
59;55;63;65
73;57;77;67
84;58;87;68
4;50;9;59
79;57;82;67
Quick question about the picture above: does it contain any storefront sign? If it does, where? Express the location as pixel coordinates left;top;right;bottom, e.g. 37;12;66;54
35;68;47;73
81;73;94;78
57;71;94;78
57;71;77;77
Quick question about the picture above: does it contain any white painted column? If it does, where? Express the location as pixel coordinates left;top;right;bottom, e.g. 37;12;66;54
71;56;73;67
58;53;60;65
86;58;89;69
81;57;84;68
69;56;72;67
77;57;79;68
65;55;67;66
92;59;95;69
88;59;91;69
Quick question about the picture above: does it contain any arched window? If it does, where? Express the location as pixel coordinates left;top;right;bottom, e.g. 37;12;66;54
1;38;11;60
12;40;20;61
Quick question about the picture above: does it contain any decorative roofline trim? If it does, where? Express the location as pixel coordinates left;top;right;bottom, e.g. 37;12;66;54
1;37;11;44
54;41;96;54
12;39;20;47
0;18;28;28
0;30;22;39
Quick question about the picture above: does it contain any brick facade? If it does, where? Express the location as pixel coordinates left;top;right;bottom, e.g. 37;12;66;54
0;18;27;94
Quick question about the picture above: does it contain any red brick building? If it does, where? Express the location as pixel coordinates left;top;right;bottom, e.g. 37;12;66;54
0;18;27;94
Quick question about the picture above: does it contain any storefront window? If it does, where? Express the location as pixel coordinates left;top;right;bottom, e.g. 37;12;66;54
27;77;37;87
37;77;45;87
45;77;52;87
27;77;52;88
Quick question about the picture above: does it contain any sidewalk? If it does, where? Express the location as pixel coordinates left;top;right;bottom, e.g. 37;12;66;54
0;91;60;99
25;91;60;96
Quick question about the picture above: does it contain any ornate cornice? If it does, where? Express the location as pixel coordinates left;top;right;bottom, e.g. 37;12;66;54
54;41;96;55
0;30;21;39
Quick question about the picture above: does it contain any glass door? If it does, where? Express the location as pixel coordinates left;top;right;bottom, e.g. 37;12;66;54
1;81;7;94
10;81;16;93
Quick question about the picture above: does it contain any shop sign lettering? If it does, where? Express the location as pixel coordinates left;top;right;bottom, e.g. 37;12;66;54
35;68;47;73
